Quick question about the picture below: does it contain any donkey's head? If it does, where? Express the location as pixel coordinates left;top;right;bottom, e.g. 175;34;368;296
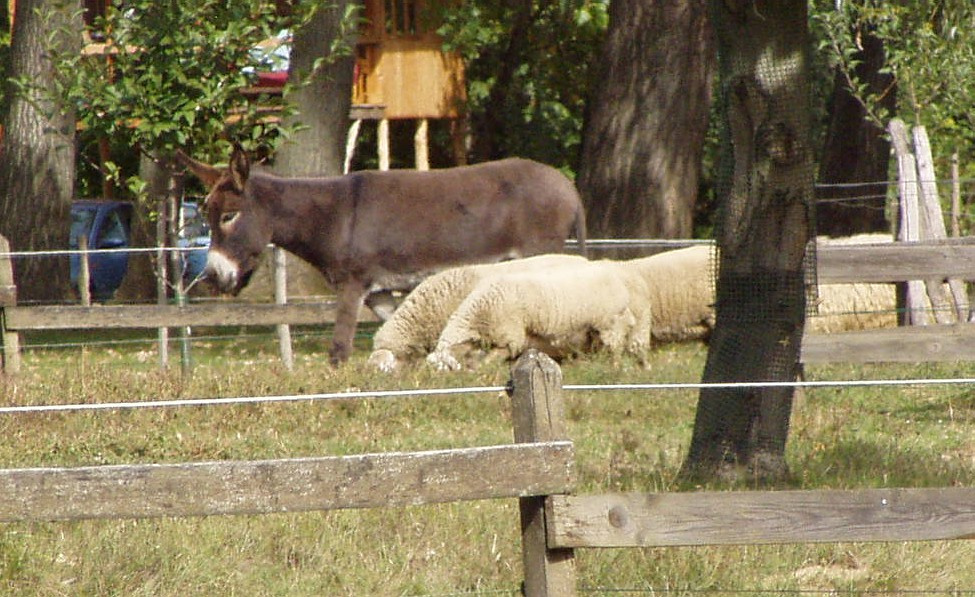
176;146;272;295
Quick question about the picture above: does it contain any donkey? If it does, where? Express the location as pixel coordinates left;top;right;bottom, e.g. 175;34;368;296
177;146;587;364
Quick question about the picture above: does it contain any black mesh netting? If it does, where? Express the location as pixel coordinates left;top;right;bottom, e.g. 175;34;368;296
707;3;819;380
682;2;819;476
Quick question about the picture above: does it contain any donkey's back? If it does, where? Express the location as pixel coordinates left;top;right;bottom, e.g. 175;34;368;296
343;158;587;275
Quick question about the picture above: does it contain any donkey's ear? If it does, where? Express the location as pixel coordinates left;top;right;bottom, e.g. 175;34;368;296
229;144;250;193
173;150;222;187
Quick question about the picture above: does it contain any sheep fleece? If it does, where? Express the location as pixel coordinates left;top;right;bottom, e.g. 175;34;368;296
426;262;652;370
369;254;587;368
626;244;715;342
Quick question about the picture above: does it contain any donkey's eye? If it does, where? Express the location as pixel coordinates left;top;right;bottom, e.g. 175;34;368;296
220;211;239;226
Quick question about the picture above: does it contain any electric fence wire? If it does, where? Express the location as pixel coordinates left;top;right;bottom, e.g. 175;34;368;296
2;376;975;416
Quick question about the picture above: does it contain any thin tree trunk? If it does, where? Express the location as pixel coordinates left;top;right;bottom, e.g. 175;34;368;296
469;0;534;162
0;0;80;303
576;0;713;240
679;0;814;484
273;1;358;177
816;27;894;236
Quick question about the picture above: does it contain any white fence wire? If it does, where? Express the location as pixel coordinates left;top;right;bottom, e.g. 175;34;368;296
2;377;974;416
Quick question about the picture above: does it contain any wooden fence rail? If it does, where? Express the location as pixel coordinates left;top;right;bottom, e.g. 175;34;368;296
0;441;574;522
5;236;975;373
547;487;975;548
802;238;975;364
815;238;975;283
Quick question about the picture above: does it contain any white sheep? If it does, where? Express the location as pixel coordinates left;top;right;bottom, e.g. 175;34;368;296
425;260;654;371
626;244;715;343
367;254;588;372
809;234;898;333
626;242;896;339
809;283;897;333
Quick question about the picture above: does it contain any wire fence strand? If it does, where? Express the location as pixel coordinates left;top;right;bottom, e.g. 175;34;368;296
2;376;974;416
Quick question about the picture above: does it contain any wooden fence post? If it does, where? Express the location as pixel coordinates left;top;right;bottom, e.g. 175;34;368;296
156;199;170;370
888;118;927;326
912;126;969;321
509;350;576;597
0;235;21;374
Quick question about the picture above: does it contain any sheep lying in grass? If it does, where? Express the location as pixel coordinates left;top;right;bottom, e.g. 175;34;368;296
367;254;587;372
425;261;654;371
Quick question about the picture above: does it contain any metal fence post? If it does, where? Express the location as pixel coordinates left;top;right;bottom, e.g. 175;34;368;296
273;246;294;370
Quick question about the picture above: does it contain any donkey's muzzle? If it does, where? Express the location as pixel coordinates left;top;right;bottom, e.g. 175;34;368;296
204;249;245;295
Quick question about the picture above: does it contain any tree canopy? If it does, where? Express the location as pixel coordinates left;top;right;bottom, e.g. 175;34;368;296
813;0;975;179
7;0;972;216
41;0;344;196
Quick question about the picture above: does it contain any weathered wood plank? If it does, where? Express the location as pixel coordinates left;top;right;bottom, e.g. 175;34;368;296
913;125;970;320
0;441;573;522
0;234;21;373
547;488;975;548
801;323;975;363
0;285;15;307
889;117;928;324
816;241;975;283
511;351;577;597
3;302;379;331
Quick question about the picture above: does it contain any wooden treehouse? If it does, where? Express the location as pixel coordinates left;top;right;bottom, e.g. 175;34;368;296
350;0;467;170
30;0;467;172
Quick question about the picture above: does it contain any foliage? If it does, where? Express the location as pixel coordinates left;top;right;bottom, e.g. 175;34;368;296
0;2;10;116
811;0;975;177
434;0;609;174
34;0;351;200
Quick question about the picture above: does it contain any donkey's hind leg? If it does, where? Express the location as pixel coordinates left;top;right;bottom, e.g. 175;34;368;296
331;280;368;365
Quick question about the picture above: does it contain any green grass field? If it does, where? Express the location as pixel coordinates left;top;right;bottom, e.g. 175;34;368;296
1;328;973;595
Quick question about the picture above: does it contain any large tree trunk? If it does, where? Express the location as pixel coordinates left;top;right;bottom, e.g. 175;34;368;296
816;27;894;236
0;0;80;303
576;0;713;239
679;0;814;484
273;0;358;177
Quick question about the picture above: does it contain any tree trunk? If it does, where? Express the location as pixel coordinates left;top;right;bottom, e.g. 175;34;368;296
115;155;175;301
576;0;713;240
469;0;534;162
816;28;894;237
273;1;358;177
0;0;80;303
679;0;814;485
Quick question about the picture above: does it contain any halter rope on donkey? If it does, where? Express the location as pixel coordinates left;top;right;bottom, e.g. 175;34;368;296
176;145;587;364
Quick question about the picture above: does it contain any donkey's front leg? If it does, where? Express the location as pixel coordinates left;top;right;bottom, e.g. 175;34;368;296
330;280;368;365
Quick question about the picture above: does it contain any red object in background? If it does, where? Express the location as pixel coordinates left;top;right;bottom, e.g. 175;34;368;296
256;71;288;87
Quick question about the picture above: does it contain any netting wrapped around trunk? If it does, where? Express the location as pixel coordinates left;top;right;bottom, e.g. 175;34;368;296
681;0;817;482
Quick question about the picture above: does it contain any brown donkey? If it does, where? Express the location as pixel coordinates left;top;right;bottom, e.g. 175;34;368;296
178;146;587;364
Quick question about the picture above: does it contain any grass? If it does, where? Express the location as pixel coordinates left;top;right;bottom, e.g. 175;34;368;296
1;329;974;595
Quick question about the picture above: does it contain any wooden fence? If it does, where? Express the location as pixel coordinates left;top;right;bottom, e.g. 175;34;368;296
802;237;975;363
2;350;975;596
5;235;975;373
0;241;378;374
